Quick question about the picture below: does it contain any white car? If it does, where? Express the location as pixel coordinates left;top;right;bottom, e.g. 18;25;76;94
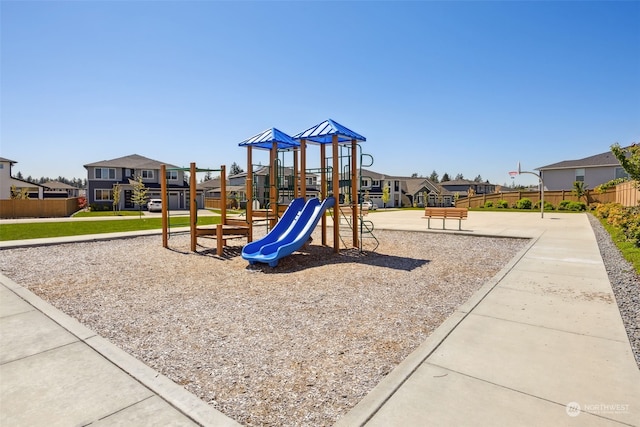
362;200;378;210
147;199;162;212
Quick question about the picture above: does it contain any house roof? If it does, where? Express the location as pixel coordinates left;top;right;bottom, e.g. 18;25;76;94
536;148;625;171
43;181;79;190
404;178;451;195
0;157;17;164
440;179;493;186
197;178;222;190
8;177;48;188
83;154;178;169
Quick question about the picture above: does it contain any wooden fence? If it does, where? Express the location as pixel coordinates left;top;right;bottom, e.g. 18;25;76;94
204;198;236;210
615;181;640;206
455;188;617;209
456;181;639;209
0;198;82;219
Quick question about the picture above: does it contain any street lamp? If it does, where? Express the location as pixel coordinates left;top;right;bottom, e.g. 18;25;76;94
511;162;545;219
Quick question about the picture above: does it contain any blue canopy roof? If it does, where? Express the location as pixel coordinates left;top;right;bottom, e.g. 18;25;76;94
238;128;300;150
293;119;366;144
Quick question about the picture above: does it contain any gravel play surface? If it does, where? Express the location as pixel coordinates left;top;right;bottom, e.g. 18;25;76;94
1;229;529;426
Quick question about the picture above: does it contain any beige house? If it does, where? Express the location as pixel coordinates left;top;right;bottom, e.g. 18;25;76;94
0;157;45;199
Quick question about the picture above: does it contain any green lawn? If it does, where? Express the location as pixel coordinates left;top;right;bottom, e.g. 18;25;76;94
73;210;141;217
0;216;220;241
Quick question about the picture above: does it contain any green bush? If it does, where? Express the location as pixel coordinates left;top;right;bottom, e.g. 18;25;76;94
534;200;555;211
484;201;494;208
594;203;640;247
565;201;586;211
496;200;509;209
557;200;571;211
89;203;112;212
516;198;533;209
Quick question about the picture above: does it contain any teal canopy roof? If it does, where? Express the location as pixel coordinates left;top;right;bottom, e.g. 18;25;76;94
238;128;300;150
293;119;366;144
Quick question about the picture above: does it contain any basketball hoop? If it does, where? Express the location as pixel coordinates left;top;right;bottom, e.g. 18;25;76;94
509;171;518;178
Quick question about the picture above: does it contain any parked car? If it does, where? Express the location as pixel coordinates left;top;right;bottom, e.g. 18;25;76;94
362;200;378;210
147;199;162;212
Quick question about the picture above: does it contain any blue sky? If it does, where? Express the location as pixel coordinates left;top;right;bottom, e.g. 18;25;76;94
1;1;639;187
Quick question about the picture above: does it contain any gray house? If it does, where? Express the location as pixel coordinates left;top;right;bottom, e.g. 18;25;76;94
228;166;321;209
439;179;496;197
536;147;630;191
84;154;190;210
405;178;454;207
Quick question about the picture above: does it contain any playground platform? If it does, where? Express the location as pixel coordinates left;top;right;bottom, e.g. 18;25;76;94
1;210;639;426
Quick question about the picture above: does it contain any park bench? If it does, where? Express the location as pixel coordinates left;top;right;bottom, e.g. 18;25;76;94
423;207;468;230
337;205;368;225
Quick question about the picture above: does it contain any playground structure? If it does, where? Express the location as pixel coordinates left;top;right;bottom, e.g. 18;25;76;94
239;119;377;262
160;163;250;255
158;119;376;265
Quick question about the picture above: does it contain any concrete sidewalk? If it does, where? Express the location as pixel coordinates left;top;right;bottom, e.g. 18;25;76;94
1;210;639;426
337;211;640;426
0;275;241;426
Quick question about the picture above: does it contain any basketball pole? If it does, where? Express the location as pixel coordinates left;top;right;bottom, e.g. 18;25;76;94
513;162;545;219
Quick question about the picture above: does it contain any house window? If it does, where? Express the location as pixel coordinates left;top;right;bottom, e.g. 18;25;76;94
95;168;116;180
615;167;629;179
141;170;154;179
372;180;380;187
305;176;316;186
95;189;113;201
575;168;585;182
166;170;178;180
361;178;371;188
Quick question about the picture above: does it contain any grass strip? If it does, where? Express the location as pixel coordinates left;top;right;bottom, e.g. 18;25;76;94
0;216;220;241
73;211;141;217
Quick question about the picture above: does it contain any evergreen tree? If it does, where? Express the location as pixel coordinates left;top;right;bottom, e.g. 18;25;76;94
429;170;439;182
455;173;464;180
441;172;450;182
230;162;244;176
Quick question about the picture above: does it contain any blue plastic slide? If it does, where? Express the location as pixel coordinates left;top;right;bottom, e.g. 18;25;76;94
242;197;306;256
242;197;335;267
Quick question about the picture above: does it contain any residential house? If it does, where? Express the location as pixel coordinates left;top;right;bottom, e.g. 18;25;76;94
42;181;83;198
228;166;321;209
439;179;496;198
360;170;456;207
0;157;46;199
404;178;454;207
197;177;245;208
83;154;190;210
536;146;632;191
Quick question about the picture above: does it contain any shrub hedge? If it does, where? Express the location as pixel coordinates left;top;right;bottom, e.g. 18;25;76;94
594;203;640;247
